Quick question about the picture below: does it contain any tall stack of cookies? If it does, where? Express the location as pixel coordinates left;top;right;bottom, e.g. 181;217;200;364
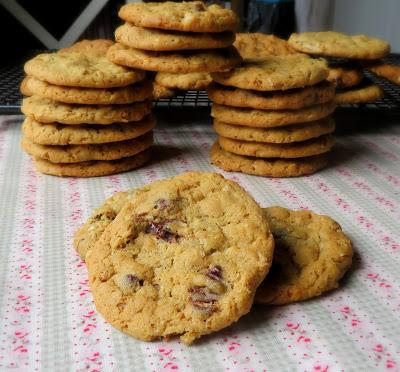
288;31;390;104
20;40;155;177
107;1;242;98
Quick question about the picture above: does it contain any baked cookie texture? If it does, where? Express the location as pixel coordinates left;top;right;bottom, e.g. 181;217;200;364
207;82;335;110
210;142;328;177
21;132;153;163
218;134;335;158
213;118;335;144
156;72;212;90
34;149;151;177
86;172;274;344
327;65;363;88
336;84;383;104
107;44;242;73
288;31;390;60
256;206;353;305
116;23;235;51
211;101;336;128
22;115;156;145
59;39;114;56
21;96;152;125
118;1;239;33
368;63;400;85
152;83;177;99
22;76;153;105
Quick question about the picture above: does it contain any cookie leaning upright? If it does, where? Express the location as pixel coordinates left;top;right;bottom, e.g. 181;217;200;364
20;39;155;177
109;1;241;97
86;172;274;344
208;34;336;177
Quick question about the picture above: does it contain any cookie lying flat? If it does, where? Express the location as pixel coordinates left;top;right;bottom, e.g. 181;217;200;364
219;135;334;158
118;1;239;33
327;65;363;88
116;23;235;51
156;72;211;90
22;76;153;105
152;83;177;99
233;33;298;59
21;132;153;163
213;118;335;144
59;39;114;56
211;102;336;128
207;82;335;110
210;142;328;177
256;206;353;305
107;44;242;73
22;96;152;125
211;55;328;91
34;149;151;177
367;63;400;85
288;31;390;60
86;172;274;344
336;84;383;104
25;51;145;88
22;115;156;145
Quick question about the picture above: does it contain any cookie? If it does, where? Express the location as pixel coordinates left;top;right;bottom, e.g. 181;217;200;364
33;149;151;177
207;82;335;110
233;33;298;59
118;2;239;33
288;31;390;60
21;132;153;163
21;76;153;105
86;172;274;344
219;134;334;158
22;115;155;145
211;101;336;128
59;39;114;56
327;65;363;88
211;55;328;91
255;206;353;305
336;84;383;104
155;72;211;90
367;63;400;85
213;117;335;144
107;44;242;73
210;142;328;177
21;96;152;125
152;83;177;99
25;51;145;89
116;23;235;51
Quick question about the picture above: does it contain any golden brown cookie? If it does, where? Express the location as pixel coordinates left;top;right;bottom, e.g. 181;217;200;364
336;84;383;104
107;44;242;73
22;115;156;145
25;51;145;88
233;33;298;59
21;132;153;163
211;55;328;91
118;2;239;33
211;101;336;128
213;117;335;143
59;39;114;56
327;65;363;88
152;83;177;99
288;31;390;60
219;135;334;158
207;82;335;110
116;23;235;51
21;76;153;105
21;96;152;125
86;172;274;344
33;149;151;177
155;72;211;90
210;142;328;177
255;206;353;305
367;63;400;85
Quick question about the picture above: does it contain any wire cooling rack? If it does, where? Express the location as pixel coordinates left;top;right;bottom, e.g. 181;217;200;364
1;54;399;114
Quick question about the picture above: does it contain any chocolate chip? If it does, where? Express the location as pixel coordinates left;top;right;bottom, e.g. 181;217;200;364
126;274;144;286
206;265;223;282
144;221;180;243
188;286;218;312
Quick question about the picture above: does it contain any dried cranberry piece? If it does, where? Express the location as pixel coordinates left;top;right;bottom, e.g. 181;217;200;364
154;198;170;210
188;286;218;312
206;265;223;282
144;221;180;243
126;274;144;286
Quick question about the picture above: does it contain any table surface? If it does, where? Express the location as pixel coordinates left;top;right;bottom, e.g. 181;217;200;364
0;109;399;372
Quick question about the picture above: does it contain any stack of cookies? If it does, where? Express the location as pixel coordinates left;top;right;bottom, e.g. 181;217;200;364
73;172;353;344
208;53;337;177
20;40;155;177
107;1;242;99
288;31;390;104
